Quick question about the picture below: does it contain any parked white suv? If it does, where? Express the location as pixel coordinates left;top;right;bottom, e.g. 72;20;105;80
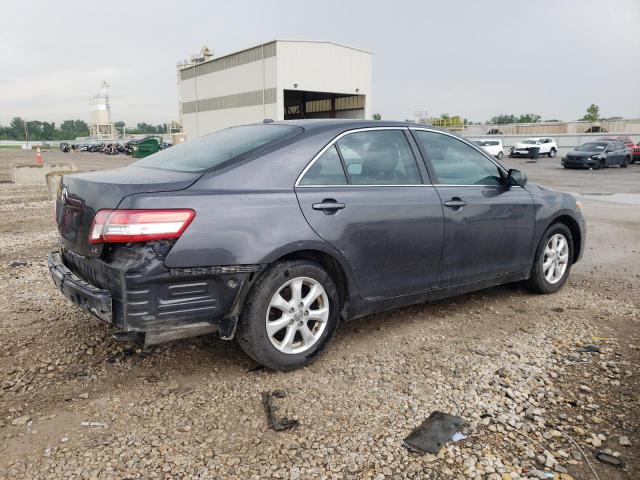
510;138;558;158
472;139;504;159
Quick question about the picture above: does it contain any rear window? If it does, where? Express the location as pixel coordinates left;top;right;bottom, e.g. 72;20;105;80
132;124;302;172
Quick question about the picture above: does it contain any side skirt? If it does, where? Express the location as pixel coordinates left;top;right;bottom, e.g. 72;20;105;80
346;271;529;320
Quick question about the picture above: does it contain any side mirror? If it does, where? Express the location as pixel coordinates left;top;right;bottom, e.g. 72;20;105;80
507;168;527;187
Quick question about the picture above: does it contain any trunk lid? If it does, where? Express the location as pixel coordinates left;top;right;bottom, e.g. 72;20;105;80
56;166;201;257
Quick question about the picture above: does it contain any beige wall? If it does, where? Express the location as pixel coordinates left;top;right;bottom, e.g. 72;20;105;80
179;41;373;138
276;41;372;120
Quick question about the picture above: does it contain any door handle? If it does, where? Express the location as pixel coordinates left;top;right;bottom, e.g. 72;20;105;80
443;198;467;209
312;199;346;212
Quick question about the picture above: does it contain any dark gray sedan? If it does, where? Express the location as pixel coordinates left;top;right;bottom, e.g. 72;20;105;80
49;120;586;370
562;141;631;169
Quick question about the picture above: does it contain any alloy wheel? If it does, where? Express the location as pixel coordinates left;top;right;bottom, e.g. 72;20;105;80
543;233;569;284
265;276;330;354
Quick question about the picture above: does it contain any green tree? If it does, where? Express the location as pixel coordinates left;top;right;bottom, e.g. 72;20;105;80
42;122;56;140
58;119;89;139
9;117;27;139
372;113;381;120
136;122;158;134
489;114;518;124
517;113;541;123
581;104;600;122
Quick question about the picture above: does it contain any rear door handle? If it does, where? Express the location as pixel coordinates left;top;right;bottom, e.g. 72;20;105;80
443;198;467;209
312;199;346;212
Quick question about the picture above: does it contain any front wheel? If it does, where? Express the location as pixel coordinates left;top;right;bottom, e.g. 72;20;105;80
549;148;557;158
524;223;573;294
236;260;340;371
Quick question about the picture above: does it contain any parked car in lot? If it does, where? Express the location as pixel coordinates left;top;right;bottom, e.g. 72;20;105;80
471;139;504;159
510;138;558;158
597;136;639;163
49;120;586;370
562;141;631;169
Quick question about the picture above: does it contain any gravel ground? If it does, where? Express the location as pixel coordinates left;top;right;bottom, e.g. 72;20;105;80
0;150;638;479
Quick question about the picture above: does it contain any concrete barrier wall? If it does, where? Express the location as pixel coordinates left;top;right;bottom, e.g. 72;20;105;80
11;164;76;185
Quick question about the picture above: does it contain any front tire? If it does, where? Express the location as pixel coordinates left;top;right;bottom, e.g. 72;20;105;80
236;260;340;371
496;151;504;160
524;223;573;294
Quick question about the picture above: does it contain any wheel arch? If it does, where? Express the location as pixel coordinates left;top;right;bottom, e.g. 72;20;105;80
260;246;355;319
548;215;582;264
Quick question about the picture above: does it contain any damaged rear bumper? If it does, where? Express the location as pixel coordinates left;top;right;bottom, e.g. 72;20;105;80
47;245;262;343
48;251;113;322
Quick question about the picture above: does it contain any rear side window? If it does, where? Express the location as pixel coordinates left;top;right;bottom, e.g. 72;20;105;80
336;130;422;185
132;124;302;172
299;146;347;185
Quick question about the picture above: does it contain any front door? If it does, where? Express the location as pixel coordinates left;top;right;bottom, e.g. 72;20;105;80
295;128;444;300
411;129;535;287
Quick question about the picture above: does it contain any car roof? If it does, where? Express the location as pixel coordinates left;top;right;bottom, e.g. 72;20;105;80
265;119;453;135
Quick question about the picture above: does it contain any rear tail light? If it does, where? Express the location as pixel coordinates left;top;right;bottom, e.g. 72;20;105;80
89;209;195;244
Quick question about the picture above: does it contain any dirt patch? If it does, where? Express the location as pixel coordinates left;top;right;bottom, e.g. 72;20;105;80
0;158;638;479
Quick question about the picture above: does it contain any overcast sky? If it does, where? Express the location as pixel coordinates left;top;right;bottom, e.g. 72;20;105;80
1;0;639;126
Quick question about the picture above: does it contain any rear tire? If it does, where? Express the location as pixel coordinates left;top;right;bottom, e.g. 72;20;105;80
524;223;573;294
549;148;557;158
621;156;629;168
236;260;340;371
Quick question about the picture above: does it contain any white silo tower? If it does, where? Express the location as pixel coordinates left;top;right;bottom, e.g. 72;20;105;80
89;81;115;140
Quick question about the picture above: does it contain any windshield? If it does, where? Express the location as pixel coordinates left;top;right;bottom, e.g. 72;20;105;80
521;139;538;145
576;142;607;152
132;124;302;172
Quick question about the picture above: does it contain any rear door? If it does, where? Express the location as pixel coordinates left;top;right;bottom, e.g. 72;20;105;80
295;127;444;300
617;142;627;164
411;128;535;287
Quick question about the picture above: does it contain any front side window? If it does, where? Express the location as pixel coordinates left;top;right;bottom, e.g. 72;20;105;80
336;130;421;185
413;131;503;186
299;145;347;185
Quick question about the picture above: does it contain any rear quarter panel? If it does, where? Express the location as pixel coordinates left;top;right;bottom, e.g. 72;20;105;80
118;189;331;267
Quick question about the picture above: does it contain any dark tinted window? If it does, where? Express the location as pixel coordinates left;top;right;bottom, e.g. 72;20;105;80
132;124;302;172
577;142;607;151
414;130;502;185
299;145;347;185
336;130;421;185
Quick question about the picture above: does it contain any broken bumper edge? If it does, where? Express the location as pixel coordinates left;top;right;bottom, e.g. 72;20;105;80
47;251;113;323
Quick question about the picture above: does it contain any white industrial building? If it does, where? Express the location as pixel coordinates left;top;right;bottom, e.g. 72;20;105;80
177;40;373;138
